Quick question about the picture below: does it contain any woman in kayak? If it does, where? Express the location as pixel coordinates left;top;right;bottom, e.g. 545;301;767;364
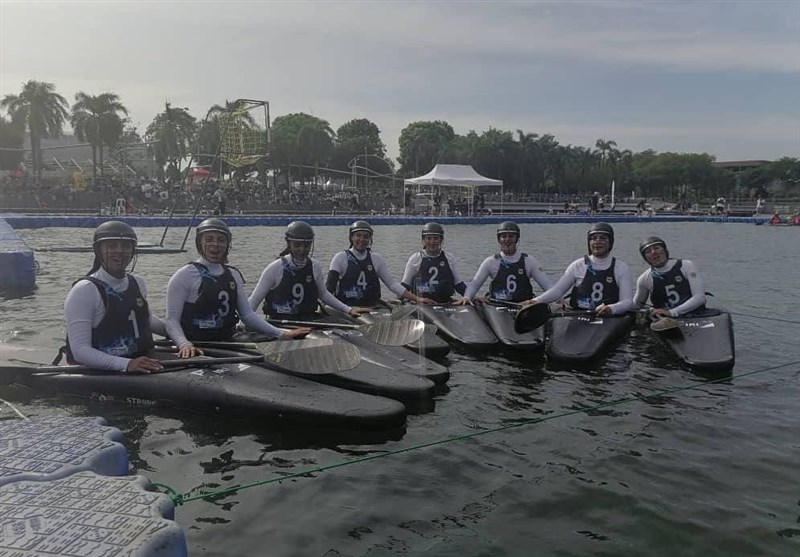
401;222;468;304
633;236;706;319
62;221;165;373
250;221;369;320
522;222;634;316
326;220;430;307
166;218;310;358
456;221;553;305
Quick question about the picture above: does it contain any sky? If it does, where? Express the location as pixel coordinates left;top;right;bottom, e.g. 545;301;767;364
1;0;799;164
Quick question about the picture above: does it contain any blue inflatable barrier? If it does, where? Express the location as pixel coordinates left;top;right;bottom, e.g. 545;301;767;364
0;213;768;230
0;217;36;293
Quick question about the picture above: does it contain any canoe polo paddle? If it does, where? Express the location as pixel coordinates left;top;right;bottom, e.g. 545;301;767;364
268;318;425;347
0;353;266;377
258;337;362;375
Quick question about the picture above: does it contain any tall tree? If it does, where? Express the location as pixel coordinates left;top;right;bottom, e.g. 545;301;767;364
595;138;618;167
145;102;197;184
1;80;69;179
0;115;25;171
332;118;387;173
397;120;455;176
70;92;129;183
271;113;334;185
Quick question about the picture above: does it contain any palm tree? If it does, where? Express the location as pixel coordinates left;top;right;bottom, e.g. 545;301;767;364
70;92;128;184
145;102;197;184
595;138;618;167
1;80;69;179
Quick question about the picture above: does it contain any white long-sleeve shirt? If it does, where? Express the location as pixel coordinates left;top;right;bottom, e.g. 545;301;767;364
533;254;635;315
165;257;288;348
249;256;352;314
633;259;706;316
328;248;409;299
463;251;554;300
64;268;166;371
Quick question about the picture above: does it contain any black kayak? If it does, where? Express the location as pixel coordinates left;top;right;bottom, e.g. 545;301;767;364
414;304;499;349
547;312;636;362
477;302;545;350
651;309;735;372
354;304;451;359
0;344;406;430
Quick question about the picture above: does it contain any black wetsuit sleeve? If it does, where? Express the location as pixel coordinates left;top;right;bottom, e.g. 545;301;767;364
325;270;340;295
455;282;467;296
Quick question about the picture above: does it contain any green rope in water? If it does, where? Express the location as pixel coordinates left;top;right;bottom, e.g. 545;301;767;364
155;359;800;507
726;311;800;325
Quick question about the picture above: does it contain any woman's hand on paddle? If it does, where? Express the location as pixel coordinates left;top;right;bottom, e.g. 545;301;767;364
349;307;371;317
454;297;473;306
177;344;204;358
126;356;163;374
281;327;312;339
595;304;613;316
649;308;673;319
414;295;435;305
520;298;538;308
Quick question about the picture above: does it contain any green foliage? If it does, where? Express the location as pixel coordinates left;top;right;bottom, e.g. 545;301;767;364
0;115;24;171
397;120;455;175
1;80;69;178
332;118;387;172
70;92;129;182
271;113;334;183
145;102;197;184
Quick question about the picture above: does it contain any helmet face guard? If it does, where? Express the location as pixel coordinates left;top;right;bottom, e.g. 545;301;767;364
195;218;232;260
587;222;615;253
90;221;138;275
284;221;315;259
496;221;520;242
639;236;669;262
421;222;444;239
349;220;373;249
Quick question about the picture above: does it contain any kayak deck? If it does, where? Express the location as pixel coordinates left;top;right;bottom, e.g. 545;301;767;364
477;303;544;350
547;313;636;362
652;309;735;372
415;304;499;349
0;345;407;430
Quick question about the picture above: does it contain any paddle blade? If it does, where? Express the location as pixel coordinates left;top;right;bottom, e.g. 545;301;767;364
259;338;361;375
390;304;421;321
360;319;425;346
514;304;551;334
650;317;681;333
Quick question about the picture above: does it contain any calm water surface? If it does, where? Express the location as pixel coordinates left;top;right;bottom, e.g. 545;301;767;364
1;221;799;557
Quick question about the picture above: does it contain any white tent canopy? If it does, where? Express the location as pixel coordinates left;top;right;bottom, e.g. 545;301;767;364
403;164;503;215
403;164;503;187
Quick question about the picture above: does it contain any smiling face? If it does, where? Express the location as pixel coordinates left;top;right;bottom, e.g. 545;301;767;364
350;231;372;252
422;234;443;255
588;232;611;257
199;231;230;264
288;240;312;261
497;232;519;255
99;239;135;278
642;243;668;267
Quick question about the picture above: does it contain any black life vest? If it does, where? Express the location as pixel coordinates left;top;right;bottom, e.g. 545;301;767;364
569;256;619;310
411;251;456;304
489;253;533;302
65;275;154;363
651;259;703;311
179;262;241;342
263;256;319;319
335;250;381;306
